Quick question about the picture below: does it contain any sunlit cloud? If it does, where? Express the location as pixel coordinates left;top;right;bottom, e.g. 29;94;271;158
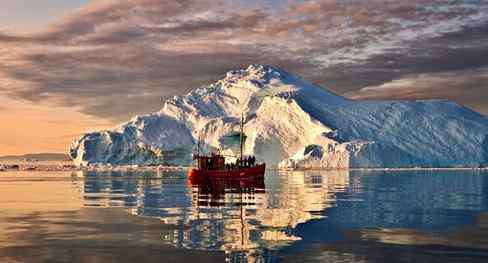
1;0;488;125
346;68;488;114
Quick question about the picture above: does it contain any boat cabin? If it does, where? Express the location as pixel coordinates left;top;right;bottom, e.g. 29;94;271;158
193;153;257;171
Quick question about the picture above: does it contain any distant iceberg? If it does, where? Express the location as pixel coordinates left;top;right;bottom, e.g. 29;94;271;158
70;64;488;168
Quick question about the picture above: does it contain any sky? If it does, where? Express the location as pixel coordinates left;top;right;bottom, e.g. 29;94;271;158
1;0;488;155
0;0;90;33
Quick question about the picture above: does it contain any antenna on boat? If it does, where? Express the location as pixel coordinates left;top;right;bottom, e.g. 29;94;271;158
196;131;200;156
240;113;244;162
196;131;203;156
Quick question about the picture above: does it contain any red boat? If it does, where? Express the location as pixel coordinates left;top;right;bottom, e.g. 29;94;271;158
188;114;266;181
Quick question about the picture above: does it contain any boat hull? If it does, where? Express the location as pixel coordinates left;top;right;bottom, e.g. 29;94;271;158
188;173;265;190
188;164;266;182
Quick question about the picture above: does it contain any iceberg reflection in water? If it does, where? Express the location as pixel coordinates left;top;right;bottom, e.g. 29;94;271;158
77;170;488;262
79;170;349;260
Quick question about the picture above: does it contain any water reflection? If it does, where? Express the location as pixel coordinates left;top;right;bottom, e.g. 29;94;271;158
327;171;488;231
76;170;350;261
73;170;488;262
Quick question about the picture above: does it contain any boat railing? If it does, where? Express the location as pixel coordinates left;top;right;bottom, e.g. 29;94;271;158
192;153;261;171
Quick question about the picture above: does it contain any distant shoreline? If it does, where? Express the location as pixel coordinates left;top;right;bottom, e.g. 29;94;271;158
2;162;488;173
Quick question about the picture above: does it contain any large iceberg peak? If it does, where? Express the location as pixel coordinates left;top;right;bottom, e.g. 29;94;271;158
70;64;488;168
220;64;296;89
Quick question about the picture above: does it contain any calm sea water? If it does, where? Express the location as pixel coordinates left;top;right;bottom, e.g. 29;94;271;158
1;169;488;262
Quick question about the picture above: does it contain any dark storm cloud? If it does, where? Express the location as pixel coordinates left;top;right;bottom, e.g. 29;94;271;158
2;0;488;121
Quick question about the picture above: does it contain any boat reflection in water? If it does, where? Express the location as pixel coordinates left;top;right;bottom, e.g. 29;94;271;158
76;169;488;262
78;169;350;262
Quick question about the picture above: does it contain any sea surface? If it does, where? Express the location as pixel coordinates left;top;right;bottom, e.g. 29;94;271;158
1;169;488;262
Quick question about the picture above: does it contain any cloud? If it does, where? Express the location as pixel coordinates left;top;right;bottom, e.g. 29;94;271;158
345;68;488;114
1;0;488;122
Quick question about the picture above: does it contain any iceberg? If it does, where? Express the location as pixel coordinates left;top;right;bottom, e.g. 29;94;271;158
70;64;488;168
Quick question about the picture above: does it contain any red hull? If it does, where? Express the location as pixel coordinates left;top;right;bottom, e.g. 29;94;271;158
188;173;265;191
188;164;266;181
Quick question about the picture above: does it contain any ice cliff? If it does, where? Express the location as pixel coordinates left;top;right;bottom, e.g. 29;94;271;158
70;64;488;168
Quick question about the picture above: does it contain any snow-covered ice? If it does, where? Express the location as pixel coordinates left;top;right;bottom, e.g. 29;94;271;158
70;64;488;169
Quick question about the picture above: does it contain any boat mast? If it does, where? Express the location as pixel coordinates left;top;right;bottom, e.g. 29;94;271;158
196;131;201;156
240;113;244;162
